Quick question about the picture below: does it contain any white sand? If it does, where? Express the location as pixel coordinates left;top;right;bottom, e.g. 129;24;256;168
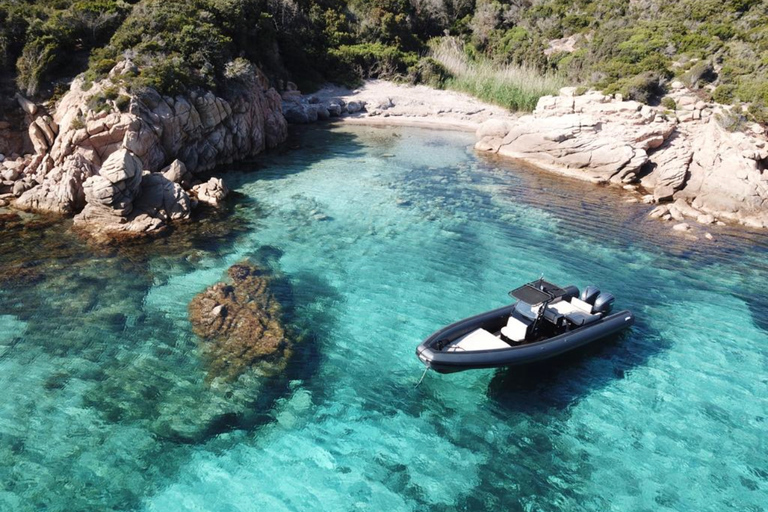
312;80;514;132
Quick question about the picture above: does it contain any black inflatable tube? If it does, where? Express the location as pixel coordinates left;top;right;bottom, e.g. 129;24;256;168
416;307;635;374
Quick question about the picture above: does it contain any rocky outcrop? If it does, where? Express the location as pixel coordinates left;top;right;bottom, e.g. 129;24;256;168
476;89;676;184
476;86;768;229
191;177;228;207
644;133;692;201
189;262;291;381
4;61;288;235
282;82;345;124
672;118;768;228
72;149;193;233
161;159;194;190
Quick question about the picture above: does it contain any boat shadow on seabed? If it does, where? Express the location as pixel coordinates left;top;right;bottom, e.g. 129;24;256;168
485;317;666;413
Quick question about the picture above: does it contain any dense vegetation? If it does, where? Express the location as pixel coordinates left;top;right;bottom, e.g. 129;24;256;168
1;0;767;119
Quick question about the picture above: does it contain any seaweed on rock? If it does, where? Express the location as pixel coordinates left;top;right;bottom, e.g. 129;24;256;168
189;262;293;382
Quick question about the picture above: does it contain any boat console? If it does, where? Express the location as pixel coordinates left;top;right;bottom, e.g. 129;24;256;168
499;279;618;344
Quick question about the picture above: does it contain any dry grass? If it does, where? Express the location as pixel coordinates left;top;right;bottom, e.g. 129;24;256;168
430;38;566;112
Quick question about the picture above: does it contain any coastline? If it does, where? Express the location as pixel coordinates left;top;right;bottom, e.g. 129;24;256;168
331;115;480;132
296;80;768;235
2;76;766;241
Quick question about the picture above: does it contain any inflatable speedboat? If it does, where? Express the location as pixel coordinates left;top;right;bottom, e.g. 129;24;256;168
415;279;634;374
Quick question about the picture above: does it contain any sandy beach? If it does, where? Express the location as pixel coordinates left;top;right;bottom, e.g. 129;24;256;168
311;80;513;132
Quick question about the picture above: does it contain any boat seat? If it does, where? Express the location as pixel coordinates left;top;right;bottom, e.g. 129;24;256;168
571;297;593;313
500;315;529;343
547;299;600;326
446;328;510;352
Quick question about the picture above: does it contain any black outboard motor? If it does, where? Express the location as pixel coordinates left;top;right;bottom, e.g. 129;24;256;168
562;285;580;300
593;292;615;315
580;285;600;305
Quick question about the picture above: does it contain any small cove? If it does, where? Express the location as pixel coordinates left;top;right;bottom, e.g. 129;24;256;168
0;124;766;511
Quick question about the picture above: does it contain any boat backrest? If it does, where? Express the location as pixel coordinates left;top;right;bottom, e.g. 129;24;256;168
570;297;593;314
500;315;529;342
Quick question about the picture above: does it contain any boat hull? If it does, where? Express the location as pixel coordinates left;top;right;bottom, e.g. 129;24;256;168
416;306;635;374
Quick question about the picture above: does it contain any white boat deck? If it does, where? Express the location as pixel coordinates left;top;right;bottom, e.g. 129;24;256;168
446;328;510;352
444;297;601;353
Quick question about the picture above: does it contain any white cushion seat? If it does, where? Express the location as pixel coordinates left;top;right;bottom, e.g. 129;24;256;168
500;315;529;342
571;297;594;313
446;328;510;352
547;299;600;326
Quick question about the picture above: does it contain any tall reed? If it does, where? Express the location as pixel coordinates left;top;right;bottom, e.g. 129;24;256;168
430;38;566;112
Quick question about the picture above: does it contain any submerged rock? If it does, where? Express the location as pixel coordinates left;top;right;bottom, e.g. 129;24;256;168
189;262;292;381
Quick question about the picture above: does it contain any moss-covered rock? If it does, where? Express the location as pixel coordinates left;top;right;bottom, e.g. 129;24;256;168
189;262;292;381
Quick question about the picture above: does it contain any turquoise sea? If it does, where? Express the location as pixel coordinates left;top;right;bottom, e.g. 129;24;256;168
0;124;766;511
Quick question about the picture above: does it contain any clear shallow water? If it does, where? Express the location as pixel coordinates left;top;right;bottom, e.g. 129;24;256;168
1;124;767;511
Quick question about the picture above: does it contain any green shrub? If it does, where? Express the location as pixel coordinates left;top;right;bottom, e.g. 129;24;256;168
661;96;677;110
223;57;253;82
608;71;667;104
131;57;194;96
10;0;129;97
716;109;748;132
102;85;119;100
681;61;716;89
115;94;130;112
86;91;112;113
747;103;768;125
713;84;736;104
70;115;85;130
408;57;451;88
328;43;419;85
16;35;60;95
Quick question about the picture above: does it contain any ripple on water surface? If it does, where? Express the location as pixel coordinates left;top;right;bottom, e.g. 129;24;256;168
0;125;767;512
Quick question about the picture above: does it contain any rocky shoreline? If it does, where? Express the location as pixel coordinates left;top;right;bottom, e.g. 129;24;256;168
288;80;768;233
1;75;767;237
475;86;768;231
0;62;287;236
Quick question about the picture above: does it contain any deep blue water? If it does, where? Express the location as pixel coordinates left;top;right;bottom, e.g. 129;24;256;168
0;124;767;511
